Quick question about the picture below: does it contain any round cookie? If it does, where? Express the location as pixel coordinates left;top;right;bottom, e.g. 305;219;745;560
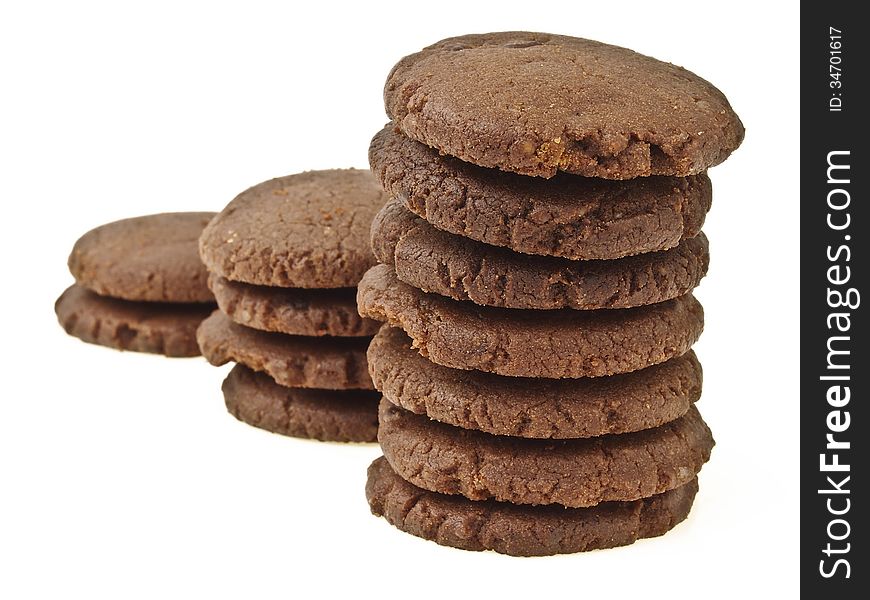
372;197;710;310
378;399;714;508
223;364;379;443
370;125;712;260
385;32;744;179
197;310;373;390
209;274;381;337
68;212;216;303
199;169;387;288
357;265;704;378
366;457;699;556
55;284;213;357
368;327;702;439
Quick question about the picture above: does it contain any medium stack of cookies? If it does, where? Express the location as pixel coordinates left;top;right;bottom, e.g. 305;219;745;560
197;169;387;442
360;32;743;555
56;212;217;357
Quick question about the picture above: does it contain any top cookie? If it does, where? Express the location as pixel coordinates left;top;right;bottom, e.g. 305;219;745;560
68;212;216;303
199;169;387;288
385;32;744;179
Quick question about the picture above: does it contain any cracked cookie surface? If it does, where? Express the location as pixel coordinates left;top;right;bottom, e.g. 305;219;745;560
55;284;214;357
199;169;387;288
197;310;373;389
372;197;709;310
368;327;702;439
385;32;744;179
378;399;713;507
223;364;379;442
370;125;711;260
69;212;216;303
209;274;381;337
366;456;699;556
357;265;704;378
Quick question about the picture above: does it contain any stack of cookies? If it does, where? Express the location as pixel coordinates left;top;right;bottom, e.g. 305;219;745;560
197;170;387;443
360;32;744;555
55;212;217;357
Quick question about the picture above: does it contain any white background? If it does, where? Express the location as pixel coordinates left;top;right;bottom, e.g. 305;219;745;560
0;1;799;598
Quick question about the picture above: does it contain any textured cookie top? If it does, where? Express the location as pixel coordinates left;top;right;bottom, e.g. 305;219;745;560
372;197;709;310
370;126;711;260
385;32;744;179
68;212;216;303
200;169;387;288
369;326;702;439
358;265;704;378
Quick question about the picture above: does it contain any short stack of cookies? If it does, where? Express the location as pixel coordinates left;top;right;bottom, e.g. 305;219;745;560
360;32;744;555
197;170;387;443
56;212;217;357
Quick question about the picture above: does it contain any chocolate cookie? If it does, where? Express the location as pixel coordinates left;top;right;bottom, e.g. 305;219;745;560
223;364;379;442
385;32;744;179
370;125;712;260
366;457;698;556
368;327;702;439
199;169;387;288
68;212;216;303
55;284;213;357
197;310;373;390
372;197;709;310
209;274;380;337
378;399;713;507
357;265;704;378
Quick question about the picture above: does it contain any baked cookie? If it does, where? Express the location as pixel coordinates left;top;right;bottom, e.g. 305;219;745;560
223;364;379;442
368;327;702;439
199;169;387;288
209;274;380;337
372;197;709;310
68;212;216;303
357;265;704;378
55;284;213;357
197;310;373;390
378;399;713;507
370;125;712;260
385;32;744;179
366;457;698;556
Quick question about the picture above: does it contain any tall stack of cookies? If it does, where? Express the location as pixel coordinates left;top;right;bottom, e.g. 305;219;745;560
197;170;388;443
360;33;743;555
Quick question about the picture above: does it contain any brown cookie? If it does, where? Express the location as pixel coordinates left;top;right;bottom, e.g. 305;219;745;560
368;327;702;439
55;284;213;357
357;265;704;378
378;399;713;508
370;125;712;260
199;169;387;288
385;32;744;179
366;456;698;556
372;197;710;310
222;364;379;442
209;274;381;337
68;212;216;303
197;310;373;390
